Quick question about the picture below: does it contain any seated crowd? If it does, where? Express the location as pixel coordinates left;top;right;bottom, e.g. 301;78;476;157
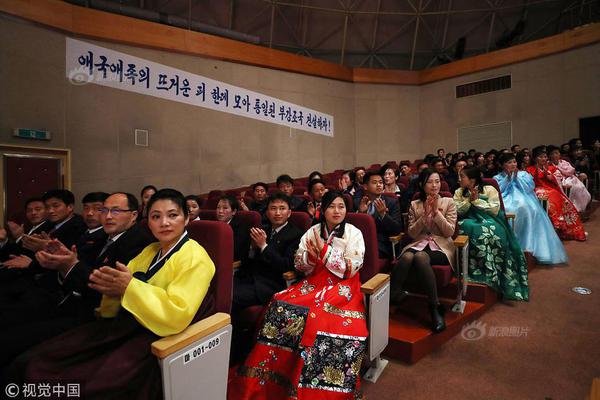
0;138;597;399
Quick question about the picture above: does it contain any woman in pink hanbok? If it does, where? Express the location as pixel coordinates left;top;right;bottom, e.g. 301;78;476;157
548;146;591;212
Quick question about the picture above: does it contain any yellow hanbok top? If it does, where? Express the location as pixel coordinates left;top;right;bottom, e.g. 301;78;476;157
99;238;215;337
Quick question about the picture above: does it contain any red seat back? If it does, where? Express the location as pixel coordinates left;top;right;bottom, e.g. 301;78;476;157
343;193;354;212
235;210;262;229
187;220;233;315
293;187;307;195
201;197;220;210
398;175;410;188
208;190;224;199
346;213;383;283
289;211;312;232
440;180;450;193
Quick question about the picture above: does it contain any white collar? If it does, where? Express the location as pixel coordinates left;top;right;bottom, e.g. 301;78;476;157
272;221;288;234
53;215;74;231
109;230;127;242
87;226;104;234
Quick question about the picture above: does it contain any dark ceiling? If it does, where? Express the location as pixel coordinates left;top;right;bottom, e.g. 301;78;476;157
70;0;600;70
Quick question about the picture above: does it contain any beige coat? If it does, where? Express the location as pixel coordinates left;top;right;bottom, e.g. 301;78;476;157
400;197;457;269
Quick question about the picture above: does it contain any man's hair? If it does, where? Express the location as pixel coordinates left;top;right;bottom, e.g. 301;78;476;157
266;192;291;208
140;185;157;198
218;195;240;211
24;197;44;208
109;192;140;212
308;179;326;194
276;174;294;187
363;171;383;184
431;157;444;166
252;182;268;192
82;192;109;204
42;189;75;206
185;195;201;205
399;162;411;169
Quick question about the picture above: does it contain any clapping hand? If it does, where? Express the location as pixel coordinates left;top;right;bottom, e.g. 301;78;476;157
88;262;132;297
307;202;316;217
426;194;439;216
305;228;323;266
469;188;479;202
249;227;267;249
358;196;370;213
22;232;51;252
239;198;249;211
3;254;32;269
373;198;388;217
7;221;24;240
36;240;78;273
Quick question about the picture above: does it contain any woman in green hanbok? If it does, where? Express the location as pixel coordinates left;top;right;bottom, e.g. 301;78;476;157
453;167;529;301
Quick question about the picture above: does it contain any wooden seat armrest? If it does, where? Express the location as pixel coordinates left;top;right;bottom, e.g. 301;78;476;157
389;233;404;244
360;273;390;295
506;212;516;220
453;235;469;247
151;313;230;359
232;261;241;270
283;271;298;281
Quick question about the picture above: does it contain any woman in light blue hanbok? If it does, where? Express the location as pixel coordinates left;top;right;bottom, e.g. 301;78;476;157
494;153;568;265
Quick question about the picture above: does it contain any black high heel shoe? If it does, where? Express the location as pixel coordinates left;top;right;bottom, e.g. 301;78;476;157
429;303;446;333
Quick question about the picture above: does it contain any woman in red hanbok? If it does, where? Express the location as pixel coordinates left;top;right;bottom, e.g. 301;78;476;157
525;146;586;241
230;191;367;400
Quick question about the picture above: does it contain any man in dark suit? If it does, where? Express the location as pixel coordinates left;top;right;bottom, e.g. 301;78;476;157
76;192;110;266
0;192;154;367
0;190;87;302
0;197;51;266
232;193;303;312
276;174;308;212
355;171;403;259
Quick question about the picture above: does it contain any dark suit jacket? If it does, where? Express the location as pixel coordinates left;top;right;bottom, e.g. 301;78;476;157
75;228;108;267
290;196;308;212
0;216;87;295
60;223;155;321
50;214;88;249
30;214;88;287
354;195;403;259
229;216;250;263
240;222;303;304
0;220;53;262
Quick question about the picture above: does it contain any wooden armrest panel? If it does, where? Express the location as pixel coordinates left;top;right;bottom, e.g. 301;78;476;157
361;273;390;295
232;261;241;270
151;312;231;359
283;271;297;281
389;233;404;243
506;212;516;220
453;235;469;247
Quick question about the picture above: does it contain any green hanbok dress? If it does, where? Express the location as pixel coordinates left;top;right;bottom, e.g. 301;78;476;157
453;185;529;301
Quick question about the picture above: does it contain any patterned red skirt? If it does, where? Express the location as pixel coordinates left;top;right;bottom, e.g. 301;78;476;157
229;264;368;399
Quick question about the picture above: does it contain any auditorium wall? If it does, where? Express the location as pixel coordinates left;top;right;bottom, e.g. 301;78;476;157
419;42;600;154
1;13;598;203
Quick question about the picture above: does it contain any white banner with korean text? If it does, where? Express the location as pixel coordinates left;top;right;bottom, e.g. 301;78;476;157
65;38;334;137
